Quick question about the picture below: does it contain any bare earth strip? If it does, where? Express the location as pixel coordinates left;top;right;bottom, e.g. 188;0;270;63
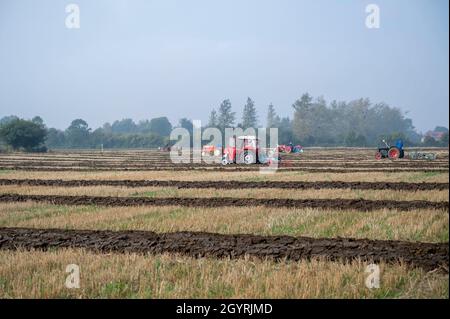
1;170;447;183
0;193;447;211
1;166;448;173
1;203;447;243
0;178;447;191
0;160;448;168
0;185;448;202
0;227;448;272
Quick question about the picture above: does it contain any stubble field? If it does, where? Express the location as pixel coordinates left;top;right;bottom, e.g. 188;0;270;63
0;147;448;298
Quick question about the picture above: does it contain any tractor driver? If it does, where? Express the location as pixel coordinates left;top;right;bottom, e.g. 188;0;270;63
395;139;404;150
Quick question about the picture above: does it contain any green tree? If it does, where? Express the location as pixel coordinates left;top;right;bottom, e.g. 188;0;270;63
178;118;194;145
66;119;91;148
46;128;66;148
217;99;235;132
266;103;280;128
292;93;313;112
278;117;293;144
292;93;314;144
149;117;172;136
0;115;19;126
102;122;113;134
136;120;151;133
31;116;45;127
434;126;448;133
208;109;218;127
290;93;417;146
0;118;47;151
241;97;258;129
111;118;137;133
440;132;449;146
422;135;438;147
345;131;367;146
179;118;193;135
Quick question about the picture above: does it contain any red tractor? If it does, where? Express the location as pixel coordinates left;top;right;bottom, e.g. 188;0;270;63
221;135;265;165
278;144;303;154
201;145;222;157
278;144;292;153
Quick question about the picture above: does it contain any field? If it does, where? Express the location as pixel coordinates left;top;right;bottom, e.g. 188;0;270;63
0;148;448;298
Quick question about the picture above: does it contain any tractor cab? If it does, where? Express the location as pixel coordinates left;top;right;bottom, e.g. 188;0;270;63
222;135;261;165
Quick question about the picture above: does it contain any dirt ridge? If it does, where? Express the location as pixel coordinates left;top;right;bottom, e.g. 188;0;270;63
0;178;448;191
0;227;447;272
0;160;447;168
0;193;447;211
1;166;447;173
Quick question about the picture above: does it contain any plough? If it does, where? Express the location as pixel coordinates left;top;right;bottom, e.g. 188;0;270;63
278;144;303;154
375;139;436;160
407;151;437;161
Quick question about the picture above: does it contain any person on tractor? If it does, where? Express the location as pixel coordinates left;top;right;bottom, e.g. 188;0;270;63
395;139;403;150
375;139;404;160
283;141;293;153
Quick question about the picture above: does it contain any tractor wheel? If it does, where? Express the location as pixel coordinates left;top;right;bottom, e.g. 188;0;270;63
375;151;382;160
388;147;401;160
241;151;256;164
221;156;229;165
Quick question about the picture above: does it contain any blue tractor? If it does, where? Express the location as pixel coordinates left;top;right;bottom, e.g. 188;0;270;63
375;139;405;160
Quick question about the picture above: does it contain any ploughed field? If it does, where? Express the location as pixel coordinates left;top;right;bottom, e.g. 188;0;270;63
0;148;448;298
0;147;448;172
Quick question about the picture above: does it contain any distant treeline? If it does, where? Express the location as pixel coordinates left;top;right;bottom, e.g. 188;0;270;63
0;93;448;151
0;116;174;150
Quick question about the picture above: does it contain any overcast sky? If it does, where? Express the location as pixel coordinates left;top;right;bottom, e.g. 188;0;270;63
0;0;448;132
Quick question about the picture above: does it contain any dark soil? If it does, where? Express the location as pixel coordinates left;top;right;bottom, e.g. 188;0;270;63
0;178;447;191
0;160;447;168
0;193;447;211
1;166;447;173
0;227;447;272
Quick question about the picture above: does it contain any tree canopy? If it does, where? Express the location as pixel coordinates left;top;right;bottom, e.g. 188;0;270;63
217;99;235;132
149;117;172;137
241;97;258;129
111;118;137;134
1;93;447;151
66;119;91;148
0;118;47;151
208;109;218;127
266;103;280;128
291;93;419;146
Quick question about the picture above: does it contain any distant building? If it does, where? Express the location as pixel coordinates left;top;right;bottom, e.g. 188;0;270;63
422;130;446;142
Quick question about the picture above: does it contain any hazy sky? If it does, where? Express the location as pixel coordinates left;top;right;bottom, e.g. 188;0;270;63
0;0;448;132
